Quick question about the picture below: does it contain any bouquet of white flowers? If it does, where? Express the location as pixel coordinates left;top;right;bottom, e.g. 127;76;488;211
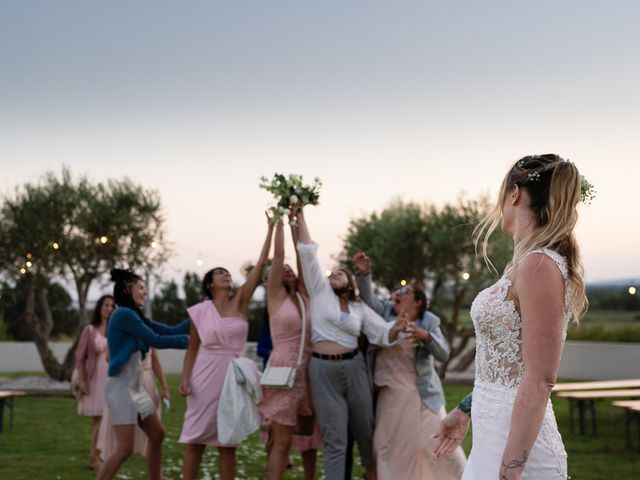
259;173;322;223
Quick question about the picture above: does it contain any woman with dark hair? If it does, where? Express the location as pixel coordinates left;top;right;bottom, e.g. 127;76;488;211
97;269;190;480
294;206;408;479
75;294;114;470
179;216;274;480
259;214;319;480
353;252;466;479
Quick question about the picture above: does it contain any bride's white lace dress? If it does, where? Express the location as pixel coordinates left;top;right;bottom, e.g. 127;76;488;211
462;249;569;479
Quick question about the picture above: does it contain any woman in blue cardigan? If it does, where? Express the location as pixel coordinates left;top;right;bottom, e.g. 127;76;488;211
97;269;190;480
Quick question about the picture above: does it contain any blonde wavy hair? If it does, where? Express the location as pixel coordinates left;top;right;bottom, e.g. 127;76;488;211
474;154;587;322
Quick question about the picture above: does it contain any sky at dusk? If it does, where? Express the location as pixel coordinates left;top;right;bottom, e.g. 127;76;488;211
2;1;639;300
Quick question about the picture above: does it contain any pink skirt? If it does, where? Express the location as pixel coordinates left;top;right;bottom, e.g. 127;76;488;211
77;350;109;416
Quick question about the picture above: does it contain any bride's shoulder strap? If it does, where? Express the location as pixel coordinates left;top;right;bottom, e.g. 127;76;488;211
521;248;568;280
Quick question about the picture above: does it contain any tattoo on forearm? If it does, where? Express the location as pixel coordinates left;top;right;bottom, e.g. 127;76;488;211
456;393;472;415
499;450;528;479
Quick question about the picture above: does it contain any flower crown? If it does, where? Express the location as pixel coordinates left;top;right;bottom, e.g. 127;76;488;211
580;176;596;204
517;156;596;204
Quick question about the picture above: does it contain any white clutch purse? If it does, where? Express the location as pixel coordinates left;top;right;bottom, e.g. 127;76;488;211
260;292;306;389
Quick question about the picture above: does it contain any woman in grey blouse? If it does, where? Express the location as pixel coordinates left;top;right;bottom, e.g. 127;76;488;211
294;206;407;480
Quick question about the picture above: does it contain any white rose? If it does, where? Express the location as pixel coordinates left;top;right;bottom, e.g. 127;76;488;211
290;194;299;204
283;208;291;215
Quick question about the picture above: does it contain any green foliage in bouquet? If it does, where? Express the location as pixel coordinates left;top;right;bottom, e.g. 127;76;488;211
259;173;322;222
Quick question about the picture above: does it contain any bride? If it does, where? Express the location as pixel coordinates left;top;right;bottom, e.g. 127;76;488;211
437;154;588;479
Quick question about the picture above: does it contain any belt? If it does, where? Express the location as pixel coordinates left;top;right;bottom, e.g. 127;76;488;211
312;350;359;361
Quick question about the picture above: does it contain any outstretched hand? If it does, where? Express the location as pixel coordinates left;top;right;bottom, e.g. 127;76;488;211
391;310;411;334
352;251;371;275
433;408;471;457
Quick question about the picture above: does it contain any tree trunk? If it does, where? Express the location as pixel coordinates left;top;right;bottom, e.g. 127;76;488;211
19;274;76;380
31;276;67;381
453;345;476;372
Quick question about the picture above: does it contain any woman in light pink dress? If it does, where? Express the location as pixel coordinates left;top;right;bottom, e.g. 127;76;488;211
374;325;466;479
75;294;114;470
179;216;274;480
259;217;318;480
97;348;169;460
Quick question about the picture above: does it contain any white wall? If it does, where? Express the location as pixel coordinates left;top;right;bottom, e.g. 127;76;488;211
0;341;259;374
0;341;638;380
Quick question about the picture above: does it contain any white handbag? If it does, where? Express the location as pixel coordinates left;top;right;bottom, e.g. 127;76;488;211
260;292;306;389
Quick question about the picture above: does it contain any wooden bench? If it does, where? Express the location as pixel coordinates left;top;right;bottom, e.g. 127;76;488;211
553;379;640;393
556;389;640;436
612;401;640;452
0;390;27;433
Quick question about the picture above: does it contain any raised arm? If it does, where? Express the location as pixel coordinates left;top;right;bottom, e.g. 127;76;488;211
266;220;287;312
289;208;308;297
500;254;565;480
353;252;388;316
295;206;312;244
239;214;275;309
295;209;331;297
179;321;201;396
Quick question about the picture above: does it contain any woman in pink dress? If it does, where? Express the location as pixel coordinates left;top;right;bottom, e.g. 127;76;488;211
75;294;114;470
179;216;274;480
97;348;169;460
259;216;318;480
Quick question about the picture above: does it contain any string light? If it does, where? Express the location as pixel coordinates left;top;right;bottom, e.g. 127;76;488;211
26;261;32;268
400;279;407;286
99;236;109;244
630;287;637;296
26;252;33;259
19;267;27;275
52;242;60;250
151;241;158;249
462;272;470;281
196;258;203;266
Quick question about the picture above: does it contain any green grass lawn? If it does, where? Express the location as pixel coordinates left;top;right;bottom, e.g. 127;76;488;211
0;376;639;479
457;310;640;342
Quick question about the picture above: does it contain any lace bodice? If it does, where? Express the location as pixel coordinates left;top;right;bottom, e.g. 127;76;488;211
470;248;572;389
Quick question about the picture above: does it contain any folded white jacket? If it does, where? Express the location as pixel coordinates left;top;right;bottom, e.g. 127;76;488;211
217;357;263;445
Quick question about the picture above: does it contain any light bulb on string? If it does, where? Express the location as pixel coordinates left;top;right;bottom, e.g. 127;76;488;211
99;236;109;245
400;279;407;287
26;261;32;268
19;267;27;275
26;252;33;259
196;257;203;267
151;241;158;249
52;242;60;250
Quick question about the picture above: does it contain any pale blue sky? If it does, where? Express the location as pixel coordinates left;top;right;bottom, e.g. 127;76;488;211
2;1;639;297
